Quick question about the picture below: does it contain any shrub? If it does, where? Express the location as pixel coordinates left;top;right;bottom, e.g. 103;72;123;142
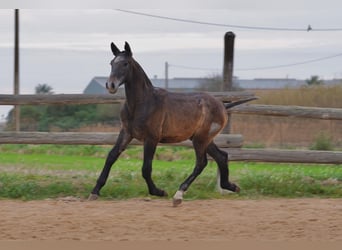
310;132;334;151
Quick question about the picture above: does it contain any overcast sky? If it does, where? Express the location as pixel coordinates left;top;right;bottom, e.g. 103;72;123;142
1;0;342;118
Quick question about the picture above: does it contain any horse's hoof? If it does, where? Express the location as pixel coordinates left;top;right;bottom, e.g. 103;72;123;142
172;190;184;207
173;198;182;207
235;186;241;193
88;193;99;201
153;189;168;197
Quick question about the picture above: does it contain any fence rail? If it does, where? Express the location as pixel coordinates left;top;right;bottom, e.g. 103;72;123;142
0;92;255;105
231;104;342;120
2;94;342;120
1;93;342;164
226;148;342;164
0;132;243;148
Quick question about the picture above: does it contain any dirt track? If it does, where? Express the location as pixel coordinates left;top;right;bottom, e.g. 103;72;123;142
0;198;341;241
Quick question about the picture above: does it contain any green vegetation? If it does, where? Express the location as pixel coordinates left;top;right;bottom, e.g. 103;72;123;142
6;103;121;131
0;145;341;200
310;132;334;151
5;84;121;131
306;75;324;86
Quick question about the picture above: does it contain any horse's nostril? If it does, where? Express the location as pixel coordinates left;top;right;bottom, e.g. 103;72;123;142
105;82;108;89
111;82;115;89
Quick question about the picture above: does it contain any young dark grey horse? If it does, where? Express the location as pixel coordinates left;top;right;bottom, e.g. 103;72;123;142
89;42;255;206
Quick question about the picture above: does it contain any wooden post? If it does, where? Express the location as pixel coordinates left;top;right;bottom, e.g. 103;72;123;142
165;61;169;89
14;9;20;132
222;32;235;92
222;32;235;133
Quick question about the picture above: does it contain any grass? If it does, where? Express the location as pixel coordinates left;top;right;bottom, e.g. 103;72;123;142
253;84;342;108
0;145;341;200
230;84;342;149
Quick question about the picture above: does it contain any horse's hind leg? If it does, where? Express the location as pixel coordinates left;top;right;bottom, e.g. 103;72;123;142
173;142;208;206
89;130;132;200
207;142;240;193
142;140;168;197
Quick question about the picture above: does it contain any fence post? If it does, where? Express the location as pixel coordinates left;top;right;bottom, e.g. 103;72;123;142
222;31;235;133
14;9;20;132
165;61;169;89
222;32;235;93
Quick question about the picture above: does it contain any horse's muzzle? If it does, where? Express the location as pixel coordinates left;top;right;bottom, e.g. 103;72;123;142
105;82;116;90
106;81;120;94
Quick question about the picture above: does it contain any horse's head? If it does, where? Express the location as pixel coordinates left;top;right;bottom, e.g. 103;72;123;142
106;42;133;94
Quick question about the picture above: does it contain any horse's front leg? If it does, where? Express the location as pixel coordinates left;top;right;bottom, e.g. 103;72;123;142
173;141;208;207
142;140;168;197
88;130;132;200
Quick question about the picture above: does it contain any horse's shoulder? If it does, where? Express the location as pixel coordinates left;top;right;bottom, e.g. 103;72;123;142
153;87;167;96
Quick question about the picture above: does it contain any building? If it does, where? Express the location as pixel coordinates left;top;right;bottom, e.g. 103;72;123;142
83;76;207;94
83;77;109;94
235;78;306;89
83;76;342;94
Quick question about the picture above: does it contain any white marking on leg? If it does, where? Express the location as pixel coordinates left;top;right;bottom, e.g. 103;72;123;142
173;190;184;200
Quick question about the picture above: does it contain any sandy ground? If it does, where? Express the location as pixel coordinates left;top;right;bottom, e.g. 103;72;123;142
0;198;341;243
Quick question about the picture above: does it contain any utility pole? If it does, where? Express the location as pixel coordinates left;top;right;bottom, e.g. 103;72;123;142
14;9;20;132
165;61;169;89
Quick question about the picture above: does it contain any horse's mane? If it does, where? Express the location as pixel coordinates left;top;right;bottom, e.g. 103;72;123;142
131;58;154;89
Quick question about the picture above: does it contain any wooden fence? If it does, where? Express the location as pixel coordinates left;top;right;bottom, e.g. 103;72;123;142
1;93;342;164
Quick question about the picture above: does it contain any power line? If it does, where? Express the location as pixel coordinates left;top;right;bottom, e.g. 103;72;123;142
236;52;342;71
169;52;342;73
169;64;219;72
115;9;342;32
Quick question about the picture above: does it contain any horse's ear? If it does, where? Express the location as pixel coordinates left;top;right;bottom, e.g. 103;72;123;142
124;41;132;57
111;42;120;56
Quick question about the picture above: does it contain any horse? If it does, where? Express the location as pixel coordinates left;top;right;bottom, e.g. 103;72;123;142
88;42;256;206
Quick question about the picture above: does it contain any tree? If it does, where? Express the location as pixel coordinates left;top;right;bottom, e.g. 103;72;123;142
306;76;324;86
197;74;242;91
6;84;120;131
35;83;54;94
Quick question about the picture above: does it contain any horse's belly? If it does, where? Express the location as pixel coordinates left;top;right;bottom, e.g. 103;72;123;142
160;126;196;143
159;135;190;143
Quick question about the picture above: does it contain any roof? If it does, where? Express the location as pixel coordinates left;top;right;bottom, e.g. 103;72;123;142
83;77;342;94
150;77;206;90
235;78;306;89
83;77;207;94
83;77;108;94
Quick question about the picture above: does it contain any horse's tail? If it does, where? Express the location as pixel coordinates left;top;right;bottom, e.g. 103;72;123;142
224;97;258;109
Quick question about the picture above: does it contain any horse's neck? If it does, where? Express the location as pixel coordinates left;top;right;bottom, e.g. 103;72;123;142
125;62;154;112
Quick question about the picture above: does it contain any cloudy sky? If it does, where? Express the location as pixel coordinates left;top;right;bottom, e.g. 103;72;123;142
1;0;342;118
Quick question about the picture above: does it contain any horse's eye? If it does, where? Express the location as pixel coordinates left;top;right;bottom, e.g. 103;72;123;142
124;62;128;67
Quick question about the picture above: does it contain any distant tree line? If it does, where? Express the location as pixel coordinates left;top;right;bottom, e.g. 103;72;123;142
306;75;324;86
6;84;121;132
199;74;326;90
198;74;243;91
